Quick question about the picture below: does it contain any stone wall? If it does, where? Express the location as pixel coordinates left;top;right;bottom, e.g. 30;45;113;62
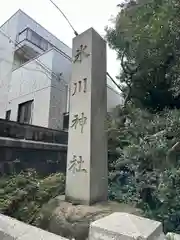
0;213;68;240
0;119;68;144
0;211;179;240
0;119;67;175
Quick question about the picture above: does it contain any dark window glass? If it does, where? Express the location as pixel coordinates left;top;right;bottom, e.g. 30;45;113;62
18;28;49;51
17;100;33;124
63;113;69;130
5;110;11;120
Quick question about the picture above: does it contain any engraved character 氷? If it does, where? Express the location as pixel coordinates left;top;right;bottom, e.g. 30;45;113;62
73;44;90;63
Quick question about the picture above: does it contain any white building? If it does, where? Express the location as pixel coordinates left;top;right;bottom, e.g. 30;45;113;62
0;10;121;130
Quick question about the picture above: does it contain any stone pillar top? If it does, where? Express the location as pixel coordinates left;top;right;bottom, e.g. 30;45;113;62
89;212;164;240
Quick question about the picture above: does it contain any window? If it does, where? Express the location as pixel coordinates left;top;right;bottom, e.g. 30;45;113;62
63;113;69;130
18;29;28;42
17;100;33;124
18;28;49;51
40;39;48;51
28;29;48;51
31;31;41;46
5;110;11;120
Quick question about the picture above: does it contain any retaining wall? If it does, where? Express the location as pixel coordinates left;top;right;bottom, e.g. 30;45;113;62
0;119;68;175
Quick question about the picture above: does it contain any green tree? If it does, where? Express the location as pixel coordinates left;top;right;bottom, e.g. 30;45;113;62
107;104;180;233
106;0;180;110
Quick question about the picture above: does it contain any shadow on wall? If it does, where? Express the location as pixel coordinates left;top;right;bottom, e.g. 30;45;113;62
0;118;68;144
0;147;67;177
0;119;68;176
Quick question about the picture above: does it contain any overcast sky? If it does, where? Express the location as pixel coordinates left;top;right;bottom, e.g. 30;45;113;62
0;0;121;79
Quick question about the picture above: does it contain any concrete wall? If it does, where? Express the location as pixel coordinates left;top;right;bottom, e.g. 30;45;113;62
0;119;68;175
7;48;71;129
49;49;72;129
17;10;71;57
106;75;123;111
0;10;71;128
0;213;68;240
0;212;177;240
0;118;68;144
0;141;67;176
0;12;19;118
8;50;53;127
107;85;122;111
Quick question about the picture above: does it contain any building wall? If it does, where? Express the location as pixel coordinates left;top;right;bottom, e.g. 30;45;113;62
8;50;54;127
15;9;122;114
17;10;72;57
0;12;19;118
0;9;122;130
107;85;123;111
107;75;123;111
0;10;72;129
0;213;68;240
0;118;68;176
8;48;71;129
48;49;72;129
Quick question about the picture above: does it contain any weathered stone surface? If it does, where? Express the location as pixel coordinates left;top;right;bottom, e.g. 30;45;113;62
0;231;14;240
166;232;180;240
0;213;67;240
38;196;142;240
66;28;108;205
0;137;67;175
89;212;164;240
0;137;67;150
0;118;68;144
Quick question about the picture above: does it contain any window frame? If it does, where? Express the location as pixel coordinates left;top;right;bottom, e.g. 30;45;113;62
17;28;49;51
17;100;34;124
5;110;11;120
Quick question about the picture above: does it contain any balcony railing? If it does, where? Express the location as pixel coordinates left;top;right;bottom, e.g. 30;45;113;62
16;28;50;52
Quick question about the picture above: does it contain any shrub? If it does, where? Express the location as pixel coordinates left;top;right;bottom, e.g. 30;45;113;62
0;169;65;225
108;105;180;233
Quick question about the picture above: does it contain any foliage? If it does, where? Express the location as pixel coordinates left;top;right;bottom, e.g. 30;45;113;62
106;1;180;231
106;0;180;110
0;170;65;225
108;104;180;233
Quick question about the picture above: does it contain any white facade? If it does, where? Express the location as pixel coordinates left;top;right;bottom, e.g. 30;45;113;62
0;10;121;130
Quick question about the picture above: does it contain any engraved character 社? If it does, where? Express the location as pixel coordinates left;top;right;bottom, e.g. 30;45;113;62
68;155;87;173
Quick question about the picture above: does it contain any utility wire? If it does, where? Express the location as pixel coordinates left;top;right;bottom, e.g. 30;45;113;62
106;72;122;92
0;29;69;114
48;0;121;93
0;57;64;87
0;29;70;86
49;0;78;36
8;84;66;102
0;26;121;95
0;28;63;81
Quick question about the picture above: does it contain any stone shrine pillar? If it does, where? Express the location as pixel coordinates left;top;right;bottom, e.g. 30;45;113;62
65;28;108;205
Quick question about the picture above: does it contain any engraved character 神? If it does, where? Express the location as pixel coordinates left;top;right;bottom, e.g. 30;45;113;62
71;112;87;133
